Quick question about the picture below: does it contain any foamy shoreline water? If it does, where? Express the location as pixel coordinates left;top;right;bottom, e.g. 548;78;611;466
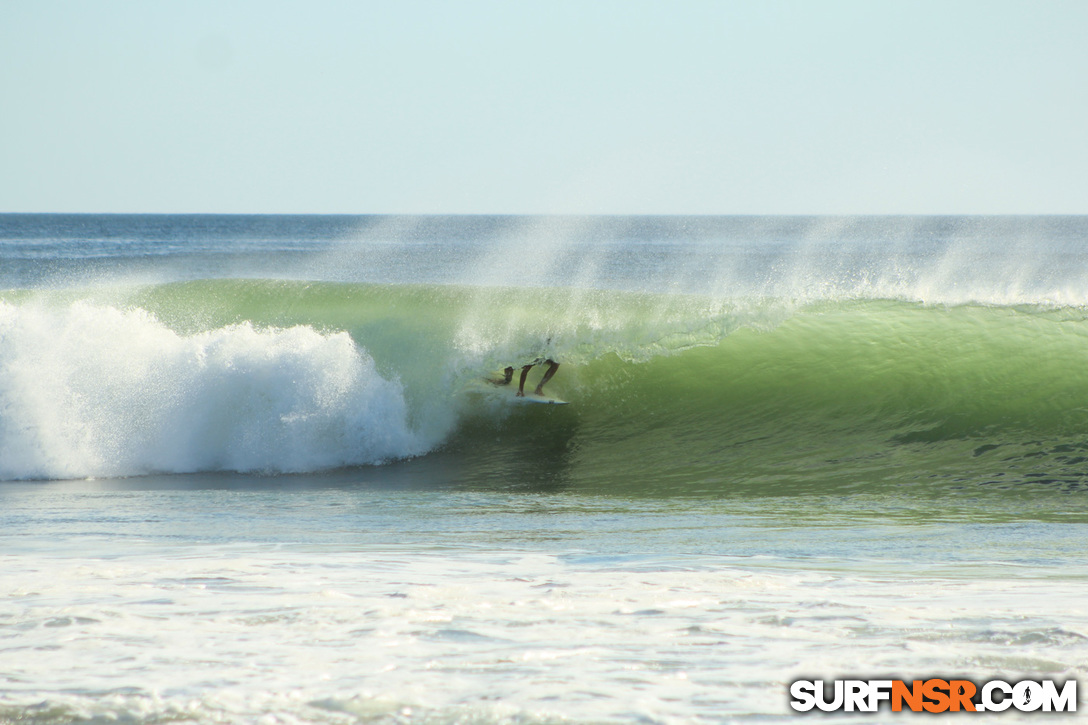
3;482;1087;724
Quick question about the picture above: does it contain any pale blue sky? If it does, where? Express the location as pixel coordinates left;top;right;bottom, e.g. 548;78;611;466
2;1;1086;214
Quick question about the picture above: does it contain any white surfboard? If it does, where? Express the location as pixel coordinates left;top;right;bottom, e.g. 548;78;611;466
510;392;568;405
479;376;568;405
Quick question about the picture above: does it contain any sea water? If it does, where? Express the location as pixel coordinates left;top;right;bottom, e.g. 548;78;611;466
1;215;1086;723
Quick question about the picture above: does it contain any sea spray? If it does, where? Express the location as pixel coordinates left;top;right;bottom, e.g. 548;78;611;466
0;301;423;480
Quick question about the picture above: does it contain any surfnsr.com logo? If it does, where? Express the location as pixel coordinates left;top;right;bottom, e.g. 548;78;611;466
789;679;1078;713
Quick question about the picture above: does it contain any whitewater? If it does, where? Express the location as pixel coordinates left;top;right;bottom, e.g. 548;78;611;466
1;215;1086;723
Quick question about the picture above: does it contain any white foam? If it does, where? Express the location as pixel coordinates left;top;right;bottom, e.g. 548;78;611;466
1;544;1084;723
0;301;424;480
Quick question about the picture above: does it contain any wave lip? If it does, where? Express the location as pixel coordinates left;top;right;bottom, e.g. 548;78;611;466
0;301;423;481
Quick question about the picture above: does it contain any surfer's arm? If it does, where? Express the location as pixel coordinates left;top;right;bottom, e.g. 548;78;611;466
487;367;514;386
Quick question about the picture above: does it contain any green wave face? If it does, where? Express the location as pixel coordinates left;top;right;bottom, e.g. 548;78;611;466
446;299;1088;502
6;279;1088;504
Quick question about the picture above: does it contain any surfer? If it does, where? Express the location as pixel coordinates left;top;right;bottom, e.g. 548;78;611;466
495;358;560;397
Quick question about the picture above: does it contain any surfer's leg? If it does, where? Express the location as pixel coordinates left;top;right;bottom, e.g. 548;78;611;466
517;364;533;397
534;360;559;395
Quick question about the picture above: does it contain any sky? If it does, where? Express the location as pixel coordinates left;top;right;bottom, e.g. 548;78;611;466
2;0;1086;214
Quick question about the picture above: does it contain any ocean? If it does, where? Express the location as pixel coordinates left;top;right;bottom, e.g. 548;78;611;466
1;214;1086;722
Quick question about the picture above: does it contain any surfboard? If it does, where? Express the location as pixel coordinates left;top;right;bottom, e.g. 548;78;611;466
511;392;568;405
479;376;568;405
